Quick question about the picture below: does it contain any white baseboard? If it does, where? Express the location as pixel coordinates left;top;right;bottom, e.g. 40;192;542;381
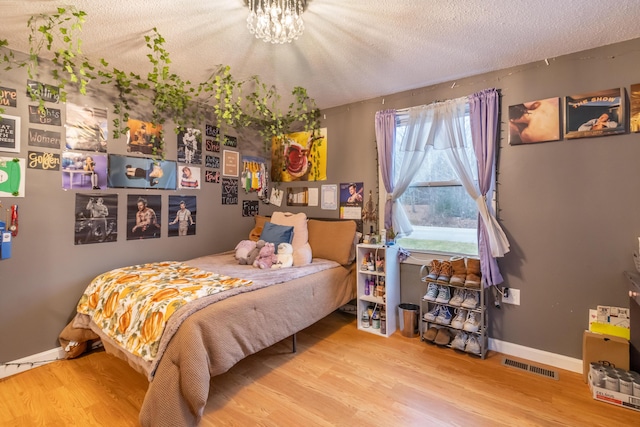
1;339;582;381
0;347;66;380
489;338;583;373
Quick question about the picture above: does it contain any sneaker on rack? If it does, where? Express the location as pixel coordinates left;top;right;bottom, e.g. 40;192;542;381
423;305;440;322
461;290;479;309
435;285;451;304
462;311;480;333
450;309;468;329
435;306;452;325
451;331;469;351
423;282;439;301
449;288;465;306
465;335;481;355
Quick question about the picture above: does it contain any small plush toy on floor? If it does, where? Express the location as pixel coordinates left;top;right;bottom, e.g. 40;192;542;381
272;242;294;269
253;241;276;269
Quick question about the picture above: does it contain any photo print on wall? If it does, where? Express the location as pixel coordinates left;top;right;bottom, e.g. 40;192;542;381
508;97;561;145
629;83;640;132
177;127;202;164
126;118;163;156
108;154;177;190
74;193;118;245
565;88;626;139
62;152;107;190
168;195;196;237
127;194;161;240
65;102;108;152
178;165;201;189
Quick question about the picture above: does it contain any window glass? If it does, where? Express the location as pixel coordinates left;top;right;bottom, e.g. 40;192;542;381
393;123;479;256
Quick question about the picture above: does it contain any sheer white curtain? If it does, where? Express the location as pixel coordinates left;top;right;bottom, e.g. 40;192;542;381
390;105;439;236
437;97;510;258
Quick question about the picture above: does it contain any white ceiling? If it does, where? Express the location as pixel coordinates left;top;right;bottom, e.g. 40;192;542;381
2;0;640;110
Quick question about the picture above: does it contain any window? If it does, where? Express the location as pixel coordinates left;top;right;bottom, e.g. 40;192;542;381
392;115;479;256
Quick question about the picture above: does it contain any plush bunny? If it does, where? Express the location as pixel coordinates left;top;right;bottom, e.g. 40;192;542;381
253;241;276;269
272;242;294;269
235;240;257;264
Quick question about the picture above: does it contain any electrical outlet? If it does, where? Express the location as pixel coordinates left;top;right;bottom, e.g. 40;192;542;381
502;288;520;305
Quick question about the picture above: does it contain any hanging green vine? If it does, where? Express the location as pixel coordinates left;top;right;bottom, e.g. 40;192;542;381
0;6;320;157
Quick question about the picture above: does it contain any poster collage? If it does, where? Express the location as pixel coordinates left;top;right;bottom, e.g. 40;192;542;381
0;79;246;244
508;85;640;145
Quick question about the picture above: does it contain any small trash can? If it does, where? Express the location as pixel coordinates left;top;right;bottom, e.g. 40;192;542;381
398;303;420;337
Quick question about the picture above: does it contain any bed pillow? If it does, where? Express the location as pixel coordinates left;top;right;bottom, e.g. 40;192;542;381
270;211;312;266
249;215;269;241
307;219;357;265
259;222;294;250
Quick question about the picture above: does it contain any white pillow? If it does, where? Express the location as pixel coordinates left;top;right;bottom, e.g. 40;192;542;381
270;212;312;266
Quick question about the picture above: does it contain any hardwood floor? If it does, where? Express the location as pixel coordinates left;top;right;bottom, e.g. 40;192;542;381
1;311;636;426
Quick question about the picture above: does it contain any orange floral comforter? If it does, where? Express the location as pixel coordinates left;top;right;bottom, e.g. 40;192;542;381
76;261;252;362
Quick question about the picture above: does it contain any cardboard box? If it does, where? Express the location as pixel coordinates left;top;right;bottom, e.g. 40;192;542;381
588;374;640;412
582;331;629;383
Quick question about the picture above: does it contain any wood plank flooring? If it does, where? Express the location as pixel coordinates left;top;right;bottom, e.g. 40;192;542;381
1;311;637;426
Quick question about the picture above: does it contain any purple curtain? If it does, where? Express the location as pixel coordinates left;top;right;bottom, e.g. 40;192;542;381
375;109;396;229
469;88;504;287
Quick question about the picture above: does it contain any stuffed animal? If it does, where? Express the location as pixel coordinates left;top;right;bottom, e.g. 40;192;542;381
235;240;257;264
272;242;294;269
244;240;265;266
253;241;276;269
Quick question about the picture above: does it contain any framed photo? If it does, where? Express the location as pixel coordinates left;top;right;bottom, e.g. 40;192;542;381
629;83;640;132
508;97;561;145
222;150;239;177
0;114;21;153
565;88;626;139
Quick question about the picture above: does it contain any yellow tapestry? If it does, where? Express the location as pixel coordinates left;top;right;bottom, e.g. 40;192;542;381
76;261;252;361
271;128;327;182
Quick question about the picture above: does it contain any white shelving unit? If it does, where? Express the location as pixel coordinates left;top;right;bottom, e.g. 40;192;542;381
356;244;399;337
419;265;488;358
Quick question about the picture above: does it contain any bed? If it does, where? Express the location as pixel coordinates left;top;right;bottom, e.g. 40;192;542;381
59;215;357;427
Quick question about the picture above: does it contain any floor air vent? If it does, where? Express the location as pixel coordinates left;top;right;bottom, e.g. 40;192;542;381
502;357;559;380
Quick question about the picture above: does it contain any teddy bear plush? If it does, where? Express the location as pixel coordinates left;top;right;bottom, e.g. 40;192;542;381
244;240;265;266
253;241;276;269
272;242;294;269
235;240;257;264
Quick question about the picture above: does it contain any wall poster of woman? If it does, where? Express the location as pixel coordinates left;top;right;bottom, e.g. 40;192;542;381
565;88;626;139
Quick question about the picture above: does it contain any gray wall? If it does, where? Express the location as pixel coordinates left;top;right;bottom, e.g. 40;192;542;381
2;37;640;365
319;38;640;360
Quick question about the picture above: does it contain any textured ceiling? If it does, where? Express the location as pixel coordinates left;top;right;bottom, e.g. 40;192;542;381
2;0;640;110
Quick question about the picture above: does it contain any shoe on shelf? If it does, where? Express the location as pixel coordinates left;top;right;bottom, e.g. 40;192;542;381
437;260;453;284
450;309;468;329
435;285;451;304
449;288;465;306
435;306;452;325
465;335;481;355
449;256;467;286
423;282;439;301
423;326;439;342
463;311;480;333
423;305;440;322
461;290;479;309
434;328;453;346
451;331;469;351
464;257;482;288
426;259;442;281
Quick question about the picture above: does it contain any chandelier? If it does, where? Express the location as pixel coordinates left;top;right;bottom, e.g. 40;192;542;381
246;0;305;44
